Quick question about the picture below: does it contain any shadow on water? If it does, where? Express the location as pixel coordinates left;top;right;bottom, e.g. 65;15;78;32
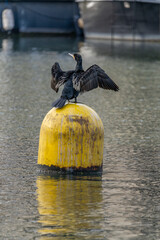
0;35;80;52
1;35;160;60
84;39;160;61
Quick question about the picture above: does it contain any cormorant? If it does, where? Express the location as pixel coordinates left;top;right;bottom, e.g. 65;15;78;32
51;53;119;108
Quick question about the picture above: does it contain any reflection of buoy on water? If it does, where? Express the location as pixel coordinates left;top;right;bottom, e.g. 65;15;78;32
38;103;104;173
36;176;102;235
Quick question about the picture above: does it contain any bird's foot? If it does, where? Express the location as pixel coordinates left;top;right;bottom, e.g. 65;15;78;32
76;101;83;104
69;101;83;104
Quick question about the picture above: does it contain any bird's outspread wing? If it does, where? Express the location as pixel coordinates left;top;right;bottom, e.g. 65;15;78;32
51;63;74;93
51;63;64;92
73;64;119;93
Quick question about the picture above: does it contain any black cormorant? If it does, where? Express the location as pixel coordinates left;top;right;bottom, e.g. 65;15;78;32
51;53;119;108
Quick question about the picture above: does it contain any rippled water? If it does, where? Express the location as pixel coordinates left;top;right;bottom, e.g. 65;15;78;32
0;36;160;240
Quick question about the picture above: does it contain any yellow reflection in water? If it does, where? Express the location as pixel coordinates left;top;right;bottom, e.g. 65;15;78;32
36;176;102;238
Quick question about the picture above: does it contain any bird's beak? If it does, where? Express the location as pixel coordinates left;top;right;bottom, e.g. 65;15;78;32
68;53;75;59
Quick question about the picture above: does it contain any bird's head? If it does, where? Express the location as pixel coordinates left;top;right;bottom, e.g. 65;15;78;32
68;53;82;63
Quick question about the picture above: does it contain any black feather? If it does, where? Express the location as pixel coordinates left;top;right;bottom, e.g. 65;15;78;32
52;98;66;108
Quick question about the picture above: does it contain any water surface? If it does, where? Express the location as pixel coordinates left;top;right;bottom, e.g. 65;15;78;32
0;36;159;240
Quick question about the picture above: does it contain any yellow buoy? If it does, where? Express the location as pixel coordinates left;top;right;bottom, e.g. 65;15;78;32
38;103;104;172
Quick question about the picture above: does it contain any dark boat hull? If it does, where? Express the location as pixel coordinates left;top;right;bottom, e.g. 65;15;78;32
0;1;82;35
78;0;160;41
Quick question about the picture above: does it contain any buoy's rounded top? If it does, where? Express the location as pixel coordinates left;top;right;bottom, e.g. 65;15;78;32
52;103;99;116
44;103;104;129
41;103;104;138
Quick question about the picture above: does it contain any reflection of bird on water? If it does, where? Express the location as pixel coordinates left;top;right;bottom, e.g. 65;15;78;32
51;53;119;108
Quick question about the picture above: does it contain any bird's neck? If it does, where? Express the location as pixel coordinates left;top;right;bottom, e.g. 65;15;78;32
75;60;83;72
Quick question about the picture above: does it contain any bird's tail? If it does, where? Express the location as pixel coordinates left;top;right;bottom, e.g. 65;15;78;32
52;97;66;108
